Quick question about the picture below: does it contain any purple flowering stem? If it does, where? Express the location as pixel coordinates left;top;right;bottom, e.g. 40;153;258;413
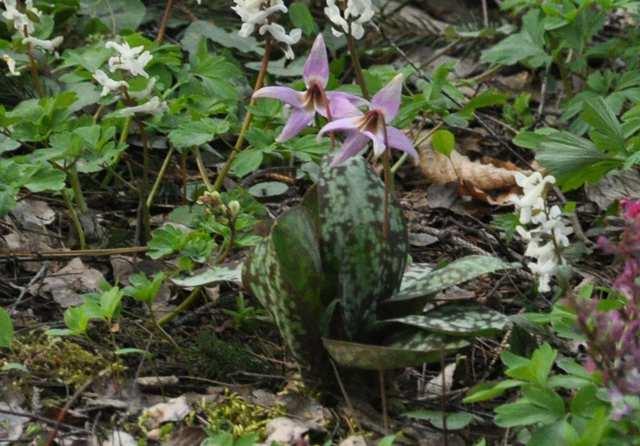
382;122;391;241
213;39;273;191
346;32;370;100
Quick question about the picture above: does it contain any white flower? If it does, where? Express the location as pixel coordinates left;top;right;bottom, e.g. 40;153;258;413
23;36;63;52
2;0;34;36
2;54;19;76
324;0;375;40
232;0;287;38
106;41;152;78
93;69;128;97
128;77;157;100
512;172;572;293
115;96;168;117
258;23;302;59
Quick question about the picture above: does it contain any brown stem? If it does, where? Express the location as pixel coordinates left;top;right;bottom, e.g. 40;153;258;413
382;124;391;241
213;40;273;191
347;33;369;100
24;28;45;97
156;0;174;43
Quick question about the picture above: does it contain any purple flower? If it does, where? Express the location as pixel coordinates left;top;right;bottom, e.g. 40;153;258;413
252;34;364;143
317;73;418;166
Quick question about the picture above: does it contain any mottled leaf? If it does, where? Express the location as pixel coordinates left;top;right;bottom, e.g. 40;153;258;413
391;255;515;302
306;157;408;339
324;333;467;370
389;305;509;336
172;263;242;287
242;207;326;366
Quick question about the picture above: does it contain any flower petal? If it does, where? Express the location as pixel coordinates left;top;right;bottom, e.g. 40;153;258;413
386;126;418;160
276;109;314;142
304;34;329;88
372;73;404;121
253;86;304;108
362;130;386;156
322;94;363;119
318;116;362;138
330;133;370;166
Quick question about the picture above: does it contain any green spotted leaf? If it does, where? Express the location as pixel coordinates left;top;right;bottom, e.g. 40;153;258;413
172;263;242;287
242;207;326;366
305;156;408;340
324;332;467;370
391;255;516;302
389;305;510;336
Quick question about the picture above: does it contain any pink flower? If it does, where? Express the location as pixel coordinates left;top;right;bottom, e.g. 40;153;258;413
252;34;364;142
317;74;418;166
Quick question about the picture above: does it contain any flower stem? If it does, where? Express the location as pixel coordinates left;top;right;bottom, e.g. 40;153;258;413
25;30;45;97
194;146;213;191
62;189;86;249
213;39;273;191
146;145;175;209
158;286;201;326
347;34;369;100
68;165;88;215
155;0;174;43
138;121;152;243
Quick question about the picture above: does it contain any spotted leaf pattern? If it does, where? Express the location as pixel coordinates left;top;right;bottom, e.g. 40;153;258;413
389;305;510;336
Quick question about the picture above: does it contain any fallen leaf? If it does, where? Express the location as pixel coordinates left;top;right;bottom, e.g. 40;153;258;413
338;436;367;446
102;430;137;446
35;257;105;307
141;396;190;430
0;402;28;442
421;362;457;400
585;169;640;211
263;417;309;445
419;136;523;205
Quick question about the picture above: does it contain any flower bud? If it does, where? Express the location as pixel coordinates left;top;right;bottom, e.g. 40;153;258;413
228;200;240;217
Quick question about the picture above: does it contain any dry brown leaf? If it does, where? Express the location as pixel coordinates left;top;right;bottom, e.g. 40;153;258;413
419;138;524;205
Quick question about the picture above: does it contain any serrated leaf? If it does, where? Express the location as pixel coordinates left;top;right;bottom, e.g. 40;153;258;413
391;255;515;302
306;156;408;339
79;0;146;32
389;306;509;336
182;21;263;56
169;119;230;150
0;307;13;348
581;97;625;154
147;225;186;259
173;263;243;287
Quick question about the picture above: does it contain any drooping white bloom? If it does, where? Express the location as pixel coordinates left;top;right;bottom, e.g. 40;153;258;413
1;0;34;36
512;173;572;292
93;69;128;97
232;0;288;38
23;36;63;52
324;0;375;40
106;41;152;78
114;96;168;117
258;23;302;59
2;54;19;76
128;77;157;100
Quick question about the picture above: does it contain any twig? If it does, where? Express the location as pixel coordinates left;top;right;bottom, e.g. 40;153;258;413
0;246;147;262
146;146;175;209
158;286;202;326
194;146;213;191
155;0;174;43
329;359;355;415
213;39;273;191
0;407;90;435
379;369;389;432
10;262;48;309
481;0;489;27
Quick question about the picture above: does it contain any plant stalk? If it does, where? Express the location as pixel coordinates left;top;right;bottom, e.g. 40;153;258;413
155;0;174;43
62;190;86;250
146;146;175;209
25;30;45;97
346;33;369;100
68;165;88;214
158;286;202;326
213;39;273;191
194;146;213;191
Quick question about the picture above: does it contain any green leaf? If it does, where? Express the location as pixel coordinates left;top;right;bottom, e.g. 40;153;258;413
431;129;455;157
247;181;289;198
63;306;91;335
495;400;560;427
79;0;146;32
580;97;624;153
463;379;523;403
404;410;475;430
323;335;466;370
306;156;408;339
289;2;318;36
391;255;516;301
536;131;621;190
123;273;165;303
148;225;187;259
528;420;579;446
389;306;509;336
522;385;565;420
173;263;243;287
0;307;13;348
99;287;124;322
169;118;230;150
182;21;263;56
231;149;263;178
503;343;557;386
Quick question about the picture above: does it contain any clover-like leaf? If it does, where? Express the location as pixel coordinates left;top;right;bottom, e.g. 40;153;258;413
391;255;515;302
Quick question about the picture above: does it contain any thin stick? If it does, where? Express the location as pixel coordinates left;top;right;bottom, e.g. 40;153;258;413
194;146;213;191
481;0;489;27
156;0;174;43
213;40;272;191
329;359;355;415
379;369;389;432
146;146;175;209
0;246;147;261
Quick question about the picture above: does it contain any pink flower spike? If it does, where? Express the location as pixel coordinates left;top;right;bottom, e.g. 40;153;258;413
252;34;366;142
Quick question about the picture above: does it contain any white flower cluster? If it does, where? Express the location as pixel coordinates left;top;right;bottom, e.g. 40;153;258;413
231;0;301;59
512;172;573;293
324;0;375;40
2;54;18;76
1;0;40;37
92;40;167;117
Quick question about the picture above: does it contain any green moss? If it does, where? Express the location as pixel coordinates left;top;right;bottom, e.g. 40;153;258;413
201;389;285;438
185;332;267;380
